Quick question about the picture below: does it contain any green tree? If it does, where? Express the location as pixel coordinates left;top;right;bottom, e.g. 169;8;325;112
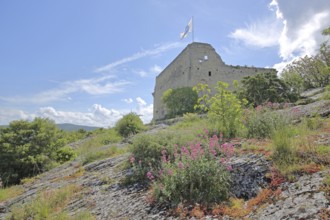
162;87;198;118
115;112;145;138
237;72;297;106
0;118;67;185
281;70;304;97
194;81;245;138
282;56;330;89
282;27;330;90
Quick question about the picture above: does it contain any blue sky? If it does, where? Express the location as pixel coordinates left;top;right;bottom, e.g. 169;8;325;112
1;0;329;127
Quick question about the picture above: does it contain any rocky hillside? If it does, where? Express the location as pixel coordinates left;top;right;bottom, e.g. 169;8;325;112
0;99;330;220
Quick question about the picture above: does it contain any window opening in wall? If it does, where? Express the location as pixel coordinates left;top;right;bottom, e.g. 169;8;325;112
197;67;200;70
204;55;208;60
208;71;211;76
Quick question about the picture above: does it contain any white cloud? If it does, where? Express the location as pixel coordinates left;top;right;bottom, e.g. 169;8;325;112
150;65;163;74
122;98;133;104
230;19;281;48
230;0;330;72
135;97;153;123
0;108;34;125
1;97;154;127
136;97;147;106
135;70;148;77
95;42;183;73
0;75;131;104
134;64;163;77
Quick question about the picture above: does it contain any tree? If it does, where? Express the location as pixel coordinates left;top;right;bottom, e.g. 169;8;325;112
282;27;330;90
0;118;67;185
194;81;245;138
237;72;297;106
281;70;304;97
282;56;330;89
115;113;145;138
162;87;198;118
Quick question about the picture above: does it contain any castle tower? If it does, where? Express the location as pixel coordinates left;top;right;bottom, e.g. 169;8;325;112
153;42;275;121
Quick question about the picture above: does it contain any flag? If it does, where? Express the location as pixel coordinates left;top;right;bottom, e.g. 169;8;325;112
180;18;193;39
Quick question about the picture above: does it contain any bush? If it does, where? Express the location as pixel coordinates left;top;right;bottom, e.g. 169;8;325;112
271;126;298;173
245;107;291;138
322;84;330;100
152;134;233;205
125;128;209;185
237;72;298;106
162;87;198;118
115;113;145;138
0;118;66;186
55;146;77;164
194;81;245;138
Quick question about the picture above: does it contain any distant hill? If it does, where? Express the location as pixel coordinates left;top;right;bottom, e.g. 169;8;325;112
56;123;101;131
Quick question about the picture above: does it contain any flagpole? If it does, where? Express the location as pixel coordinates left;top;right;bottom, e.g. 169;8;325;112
192;16;194;43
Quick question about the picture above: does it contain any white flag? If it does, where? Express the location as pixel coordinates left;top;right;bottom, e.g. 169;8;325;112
180;18;193;39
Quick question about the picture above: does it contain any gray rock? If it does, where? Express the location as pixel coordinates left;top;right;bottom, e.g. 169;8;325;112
301;87;325;98
249;171;329;220
228;154;271;199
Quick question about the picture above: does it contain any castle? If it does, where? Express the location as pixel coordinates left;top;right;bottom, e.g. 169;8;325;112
153;42;276;121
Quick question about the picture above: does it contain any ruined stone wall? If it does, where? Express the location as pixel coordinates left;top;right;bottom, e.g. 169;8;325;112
153;42;276;121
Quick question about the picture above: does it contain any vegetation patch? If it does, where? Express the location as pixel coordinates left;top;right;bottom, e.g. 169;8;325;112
7;184;94;220
0;185;24;203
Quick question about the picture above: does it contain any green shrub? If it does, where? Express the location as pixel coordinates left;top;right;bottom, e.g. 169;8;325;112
245;107;291;138
115;113;145;138
271;126;297;167
125;130;202;184
322;84;330;100
162;87;198;118
236;72;298;106
194;81;245;138
152;134;232;205
301;115;322;130
125;133;173;184
55;146;77;163
0;118;66;186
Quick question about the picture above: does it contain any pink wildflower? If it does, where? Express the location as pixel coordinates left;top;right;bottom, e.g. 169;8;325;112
226;165;233;171
147;171;154;180
130;156;135;164
181;146;190;156
168;169;173;176
283;102;290;109
256;105;263;112
178;161;184;169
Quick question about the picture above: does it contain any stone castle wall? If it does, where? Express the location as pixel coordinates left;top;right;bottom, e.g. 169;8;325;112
153;42;276;121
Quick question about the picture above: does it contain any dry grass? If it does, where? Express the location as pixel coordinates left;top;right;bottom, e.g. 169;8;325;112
0;185;24;203
8;184;94;220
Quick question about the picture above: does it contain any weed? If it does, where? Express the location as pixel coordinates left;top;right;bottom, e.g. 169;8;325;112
245;108;290;139
7;184;94;220
0;185;24;202
81;146;127;165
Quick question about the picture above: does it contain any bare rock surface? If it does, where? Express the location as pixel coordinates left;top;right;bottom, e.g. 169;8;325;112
228;154;271;199
249;171;330;220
